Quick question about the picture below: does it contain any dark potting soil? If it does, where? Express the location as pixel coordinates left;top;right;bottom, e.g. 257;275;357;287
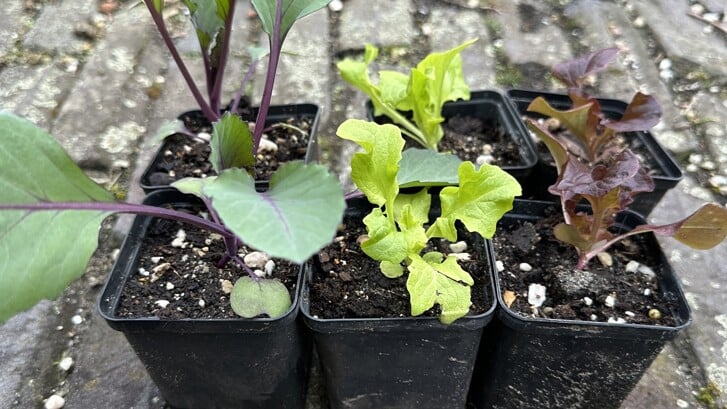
115;207;300;320
439;114;522;167
308;217;492;319
493;211;682;326
145;109;313;187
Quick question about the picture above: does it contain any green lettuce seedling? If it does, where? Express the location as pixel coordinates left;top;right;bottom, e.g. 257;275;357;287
0;111;345;323
337;39;476;151
337;119;520;324
525;48;727;270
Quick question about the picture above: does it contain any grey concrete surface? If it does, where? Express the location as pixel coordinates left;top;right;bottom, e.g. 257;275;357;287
0;0;726;408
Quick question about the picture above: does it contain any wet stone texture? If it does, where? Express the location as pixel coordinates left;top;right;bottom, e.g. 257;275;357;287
0;0;726;408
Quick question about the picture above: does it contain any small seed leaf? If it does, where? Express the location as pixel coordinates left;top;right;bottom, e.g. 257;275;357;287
230;277;291;318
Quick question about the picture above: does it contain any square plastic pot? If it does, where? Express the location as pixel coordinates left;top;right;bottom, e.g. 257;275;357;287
301;199;496;409
468;199;692;409
505;89;683;216
140;103;321;193
97;189;312;409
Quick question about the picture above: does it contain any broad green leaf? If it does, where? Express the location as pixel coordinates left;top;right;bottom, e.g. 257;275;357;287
393;188;431;225
203;162;344;263
209;113;254;173
230;277;291;318
427;162;521;241
171;176;217;198
525;119;569;176
406;255;472;324
380;261;404;279
337;119;403;207
0;112;114;323
398;148;462;188
252;0;332;41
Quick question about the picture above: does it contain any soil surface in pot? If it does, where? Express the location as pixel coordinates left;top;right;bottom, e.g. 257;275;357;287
116;206;300;319
308;218;491;319
494;209;681;326
437;114;522;167
145;108;313;187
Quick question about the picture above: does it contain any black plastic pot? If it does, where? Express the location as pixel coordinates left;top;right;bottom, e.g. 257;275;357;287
506;89;683;216
97;189;312;409
140;103;321;193
367;90;538;184
468;199;692;409
301;199;496;409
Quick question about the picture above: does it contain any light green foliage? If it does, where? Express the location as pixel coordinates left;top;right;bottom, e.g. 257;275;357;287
252;0;333;42
202;162;345;264
209;113;254;173
337;40;477;150
337;119;520;323
230;276;292;318
0;112;115;323
398;148;462;188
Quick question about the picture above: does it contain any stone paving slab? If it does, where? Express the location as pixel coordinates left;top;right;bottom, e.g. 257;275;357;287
634;0;727;77
0;0;29;59
337;0;416;50
22;0;98;55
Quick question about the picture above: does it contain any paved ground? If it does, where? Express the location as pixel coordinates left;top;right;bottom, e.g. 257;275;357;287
1;0;726;408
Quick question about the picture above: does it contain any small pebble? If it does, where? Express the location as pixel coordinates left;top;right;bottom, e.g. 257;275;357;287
138;267;150;277
198;299;206;308
451;253;471;261
264;260;276;276
150;256;163;264
527;283;546;307
171;229;187;248
165;282;175;290
583;296;593;306
244;251;270;269
597;252;613;267
643;288;652;296
590;314;598;321
625;260;640;273
155;300;170;308
624;311;636;318
44;394;65;409
449;241;468;253
481;144;493;155
608;317;626;324
328;0;343;11
253;269;266;278
604;294;616;308
638;265;656;278
495;260;505;272
70;315;83;325
58;356;74;372
519;262;532;272
258;138;278;153
220;279;234;294
658;58;672;70
476;154;494;166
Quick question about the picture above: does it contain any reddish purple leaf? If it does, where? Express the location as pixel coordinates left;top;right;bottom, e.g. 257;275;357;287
552;47;619;89
605;93;662;132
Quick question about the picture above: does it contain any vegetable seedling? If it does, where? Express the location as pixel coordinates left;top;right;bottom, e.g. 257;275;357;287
525;47;727;270
0;111;345;323
337;119;521;324
337;39;477;151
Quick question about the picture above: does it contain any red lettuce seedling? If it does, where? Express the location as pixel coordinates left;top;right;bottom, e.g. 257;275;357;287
524;47;727;270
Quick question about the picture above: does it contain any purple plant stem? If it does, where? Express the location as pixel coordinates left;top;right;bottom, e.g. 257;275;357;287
252;0;284;155
210;0;236;115
231;57;261;114
142;0;218;122
1;201;235;240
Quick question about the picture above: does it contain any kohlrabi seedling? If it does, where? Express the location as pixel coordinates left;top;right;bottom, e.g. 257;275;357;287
0;111;345;323
143;0;332;168
337;39;477;151
524;47;727;270
337;119;520;324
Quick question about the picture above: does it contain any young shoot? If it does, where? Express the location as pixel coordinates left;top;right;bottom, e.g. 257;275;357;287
337;119;520;324
337;39;477;151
